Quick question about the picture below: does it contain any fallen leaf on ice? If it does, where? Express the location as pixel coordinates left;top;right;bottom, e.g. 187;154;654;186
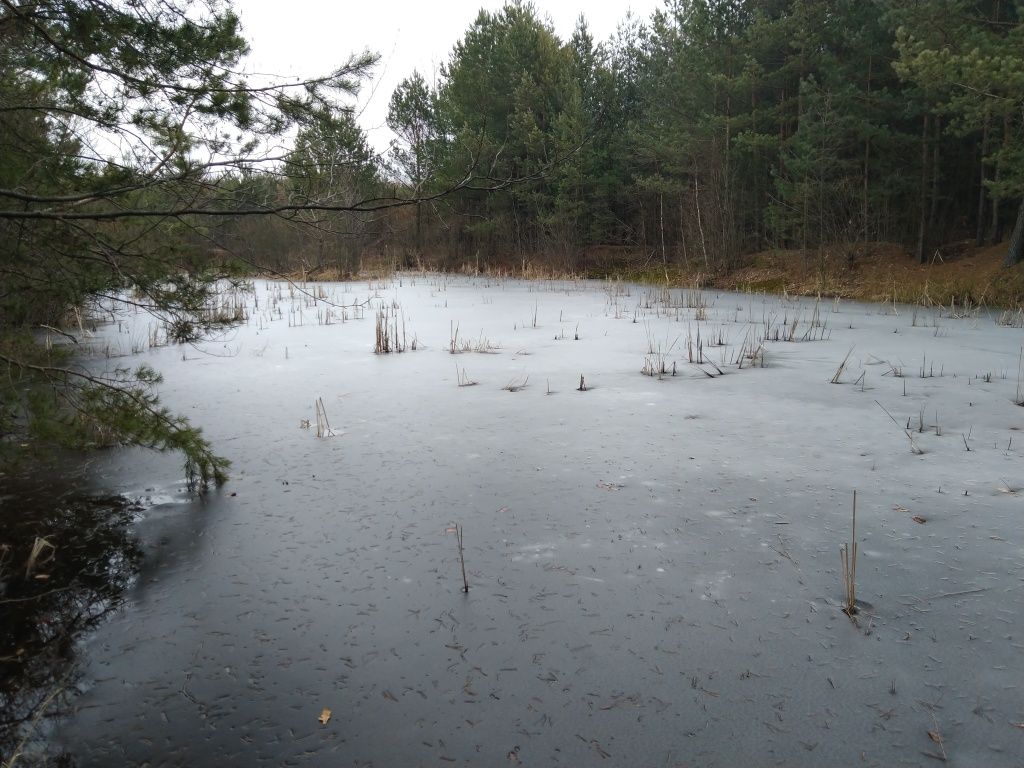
928;730;943;744
912;515;927;524
893;505;909;513
318;708;331;725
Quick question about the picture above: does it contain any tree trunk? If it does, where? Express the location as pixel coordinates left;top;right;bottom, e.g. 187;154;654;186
415;202;422;257
990;114;1010;244
916;114;930;264
862;55;872;252
976;109;989;246
928;115;941;234
659;191;667;277
694;178;709;269
678;192;689;269
1003;198;1024;267
752;86;761;251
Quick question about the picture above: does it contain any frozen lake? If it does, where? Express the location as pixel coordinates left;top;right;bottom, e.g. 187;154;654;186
43;276;1024;765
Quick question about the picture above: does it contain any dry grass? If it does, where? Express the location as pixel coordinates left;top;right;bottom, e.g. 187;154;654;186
449;322;499;354
719;241;1024;308
277;239;1024;310
503;375;529;392
997;307;1024;327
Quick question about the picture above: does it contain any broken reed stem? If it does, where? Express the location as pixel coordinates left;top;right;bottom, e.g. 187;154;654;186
450;320;460;354
1016;347;1024;405
840;490;858;617
315;397;333;438
456;524;469;593
831;345;855;384
874;400;924;454
25;537;55;578
454;363;476;387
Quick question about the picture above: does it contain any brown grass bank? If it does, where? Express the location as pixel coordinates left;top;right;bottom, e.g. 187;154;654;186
278;241;1024;309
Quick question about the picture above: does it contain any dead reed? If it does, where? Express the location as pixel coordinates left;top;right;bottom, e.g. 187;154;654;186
455;365;477;387
455;524;469;593
830;346;855;384
875;400;924;454
1016;348;1024;406
996;307;1024;328
450;321;499;354
734;328;765;369
641;324;679;378
840;491;858;617
25;536;55;578
374;306;407;354
503;375;529;392
314;397;334;438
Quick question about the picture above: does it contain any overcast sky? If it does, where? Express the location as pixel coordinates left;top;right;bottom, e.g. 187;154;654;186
235;0;663;154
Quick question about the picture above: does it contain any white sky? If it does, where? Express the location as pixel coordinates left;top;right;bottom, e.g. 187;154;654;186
235;0;663;154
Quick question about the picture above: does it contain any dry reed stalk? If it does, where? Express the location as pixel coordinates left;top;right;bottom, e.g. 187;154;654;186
455;524;469;593
874;400;924;454
840;491;858;617
314;397;334;438
25;537;54;578
1016;348;1024;406
503;375;529;392
374;307;407;354
455;364;477;387
831;346;855;384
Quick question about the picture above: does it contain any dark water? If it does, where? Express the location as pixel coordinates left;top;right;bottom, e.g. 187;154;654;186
0;467;143;764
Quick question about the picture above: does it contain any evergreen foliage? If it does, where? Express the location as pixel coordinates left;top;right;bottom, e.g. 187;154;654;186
0;0;378;484
379;0;1023;270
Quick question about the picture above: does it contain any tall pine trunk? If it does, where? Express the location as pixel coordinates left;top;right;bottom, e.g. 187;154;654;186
928;116;941;234
990;114;1010;244
916;114;930;264
862;55;872;253
975;109;990;246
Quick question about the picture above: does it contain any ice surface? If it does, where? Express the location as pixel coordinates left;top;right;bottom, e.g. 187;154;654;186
54;275;1024;766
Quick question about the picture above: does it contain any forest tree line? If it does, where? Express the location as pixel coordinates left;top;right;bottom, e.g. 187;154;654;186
216;0;1024;275
0;0;1022;478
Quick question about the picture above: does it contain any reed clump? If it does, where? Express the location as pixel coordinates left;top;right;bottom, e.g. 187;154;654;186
374;306;407;354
